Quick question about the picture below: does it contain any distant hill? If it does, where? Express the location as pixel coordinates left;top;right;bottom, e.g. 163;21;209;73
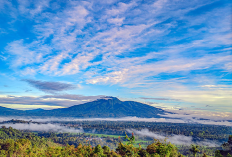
0;97;169;118
0;106;24;116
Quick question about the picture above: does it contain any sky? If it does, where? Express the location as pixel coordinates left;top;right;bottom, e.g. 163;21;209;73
0;0;231;115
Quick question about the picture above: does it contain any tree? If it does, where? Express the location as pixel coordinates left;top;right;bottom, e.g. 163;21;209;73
146;139;178;157
94;144;104;156
217;135;232;157
190;145;200;157
124;132;135;145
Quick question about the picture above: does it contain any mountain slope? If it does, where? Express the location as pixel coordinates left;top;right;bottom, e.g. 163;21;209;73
0;106;24;116
0;97;169;118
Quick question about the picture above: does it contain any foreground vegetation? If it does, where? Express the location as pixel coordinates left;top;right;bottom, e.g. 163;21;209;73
0;127;232;157
0;136;179;157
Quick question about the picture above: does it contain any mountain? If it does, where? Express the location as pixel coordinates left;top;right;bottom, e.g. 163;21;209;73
0;106;24;116
0;97;169;118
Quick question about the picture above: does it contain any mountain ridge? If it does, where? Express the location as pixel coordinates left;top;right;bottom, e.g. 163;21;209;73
0;97;169;118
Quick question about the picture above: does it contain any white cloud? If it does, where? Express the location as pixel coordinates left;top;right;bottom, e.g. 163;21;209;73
87;53;231;86
106;1;137;16
61;53;95;75
224;62;232;72
5;40;44;68
107;17;125;26
17;0;51;17
87;69;129;84
152;0;168;9
132;82;232;110
161;110;232;121
40;53;69;75
127;128;220;146
21;67;37;76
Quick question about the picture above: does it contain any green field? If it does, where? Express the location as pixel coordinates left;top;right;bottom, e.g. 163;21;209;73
85;133;121;138
85;133;152;148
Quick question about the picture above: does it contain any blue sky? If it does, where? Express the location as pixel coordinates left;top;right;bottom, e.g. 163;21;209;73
0;0;231;115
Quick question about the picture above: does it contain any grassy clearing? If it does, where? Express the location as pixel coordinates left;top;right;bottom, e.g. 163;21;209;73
85;133;122;138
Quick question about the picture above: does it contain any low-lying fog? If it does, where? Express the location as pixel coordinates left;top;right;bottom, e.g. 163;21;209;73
127;129;220;147
1;123;221;147
0;116;227;147
0;116;231;126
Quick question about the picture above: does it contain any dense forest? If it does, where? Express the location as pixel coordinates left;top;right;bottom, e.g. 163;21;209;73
2;120;231;142
0;126;231;157
47;120;232;142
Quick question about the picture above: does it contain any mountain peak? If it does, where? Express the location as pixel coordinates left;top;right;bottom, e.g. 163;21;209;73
30;108;45;111
99;96;119;100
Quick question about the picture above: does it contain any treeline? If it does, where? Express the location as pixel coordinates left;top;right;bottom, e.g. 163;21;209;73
0;138;178;157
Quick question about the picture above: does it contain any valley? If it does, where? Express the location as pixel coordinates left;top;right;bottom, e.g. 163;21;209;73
0;118;231;156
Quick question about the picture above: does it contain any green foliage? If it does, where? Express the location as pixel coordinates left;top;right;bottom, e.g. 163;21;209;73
116;141;138;156
215;135;232;157
138;148;149;157
215;150;223;157
0;128;181;157
102;145;110;153
115;135;179;157
146;139;178;157
2;127;230;157
227;154;232;157
222;135;232;151
94;144;104;155
124;132;135;145
189;145;200;157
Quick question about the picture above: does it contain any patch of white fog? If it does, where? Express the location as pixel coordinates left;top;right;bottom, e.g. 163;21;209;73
0;118;225;147
1;123;83;133
126;129;220;147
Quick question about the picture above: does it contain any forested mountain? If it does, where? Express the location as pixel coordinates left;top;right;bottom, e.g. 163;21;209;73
0;106;23;115
0;97;169;118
